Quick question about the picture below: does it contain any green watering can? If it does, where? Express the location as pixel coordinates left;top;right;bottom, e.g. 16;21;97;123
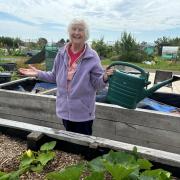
106;61;180;109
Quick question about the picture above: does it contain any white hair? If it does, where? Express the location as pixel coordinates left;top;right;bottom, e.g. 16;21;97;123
68;19;89;41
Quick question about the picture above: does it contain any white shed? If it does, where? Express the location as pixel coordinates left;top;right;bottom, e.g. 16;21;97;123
162;46;179;59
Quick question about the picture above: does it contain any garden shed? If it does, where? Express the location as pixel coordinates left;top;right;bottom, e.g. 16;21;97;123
162;46;179;60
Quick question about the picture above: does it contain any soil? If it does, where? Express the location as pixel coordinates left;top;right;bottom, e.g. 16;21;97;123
0;132;86;180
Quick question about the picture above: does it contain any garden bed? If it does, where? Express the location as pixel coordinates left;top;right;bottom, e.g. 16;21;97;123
0;133;85;180
1;119;180;179
0;131;180;180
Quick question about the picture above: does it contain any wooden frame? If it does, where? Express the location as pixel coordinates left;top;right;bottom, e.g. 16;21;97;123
0;88;180;154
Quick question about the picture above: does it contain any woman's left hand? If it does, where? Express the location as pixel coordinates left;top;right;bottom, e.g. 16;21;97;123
103;68;114;82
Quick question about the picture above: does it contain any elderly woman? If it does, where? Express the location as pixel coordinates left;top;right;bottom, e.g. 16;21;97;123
19;19;113;135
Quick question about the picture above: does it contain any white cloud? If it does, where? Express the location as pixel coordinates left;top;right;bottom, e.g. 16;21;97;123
0;0;180;42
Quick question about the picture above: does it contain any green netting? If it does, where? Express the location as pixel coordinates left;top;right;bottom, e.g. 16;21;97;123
45;45;59;58
45;45;59;71
162;54;176;60
45;58;55;71
144;47;154;55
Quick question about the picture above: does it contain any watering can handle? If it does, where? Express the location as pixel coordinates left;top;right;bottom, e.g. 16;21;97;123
106;61;147;78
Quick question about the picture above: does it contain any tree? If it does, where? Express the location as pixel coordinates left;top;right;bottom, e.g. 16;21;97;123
91;37;108;59
0;36;14;54
169;37;180;46
120;32;138;51
13;38;22;49
177;48;180;61
114;40;121;54
119;32;142;62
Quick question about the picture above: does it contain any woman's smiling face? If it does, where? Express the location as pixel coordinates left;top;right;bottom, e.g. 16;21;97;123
69;24;86;45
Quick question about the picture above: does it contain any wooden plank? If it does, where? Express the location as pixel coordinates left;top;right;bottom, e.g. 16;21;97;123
0;106;56;123
93;117;180;154
1;90;180;133
39;88;57;95
93;118;116;137
1;118;180;168
96;102;180;133
0;88;56;100
116;122;180;147
0;77;35;88
110;135;180;155
0;90;57;122
0;112;64;130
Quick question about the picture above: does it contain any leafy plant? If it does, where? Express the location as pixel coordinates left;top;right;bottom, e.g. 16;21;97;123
20;141;56;172
0;167;28;180
0;141;56;180
84;171;104;180
0;66;5;72
46;148;172;180
103;160;138;180
140;169;171;180
46;164;84;180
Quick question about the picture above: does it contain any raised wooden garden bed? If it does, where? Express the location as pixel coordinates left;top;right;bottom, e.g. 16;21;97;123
0;78;180;155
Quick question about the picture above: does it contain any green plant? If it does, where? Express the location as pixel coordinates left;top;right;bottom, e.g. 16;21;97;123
20;141;56;172
0;167;28;180
0;66;4;72
0;141;56;180
46;148;172;180
91;38;109;59
46;164;84;180
11;71;20;81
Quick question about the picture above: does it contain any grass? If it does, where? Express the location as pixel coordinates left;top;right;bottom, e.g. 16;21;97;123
0;56;28;63
133;61;180;72
101;58;180;72
1;55;180;72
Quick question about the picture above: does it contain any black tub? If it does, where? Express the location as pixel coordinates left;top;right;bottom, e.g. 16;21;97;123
0;62;16;71
0;72;11;84
0;77;56;94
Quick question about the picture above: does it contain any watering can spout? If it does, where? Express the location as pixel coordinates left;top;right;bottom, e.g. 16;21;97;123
145;75;180;97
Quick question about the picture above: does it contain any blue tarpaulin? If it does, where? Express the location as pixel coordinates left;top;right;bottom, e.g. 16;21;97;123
96;88;179;113
137;98;178;113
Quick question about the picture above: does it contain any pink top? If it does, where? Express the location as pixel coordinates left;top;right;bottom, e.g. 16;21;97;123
68;45;85;66
67;44;86;81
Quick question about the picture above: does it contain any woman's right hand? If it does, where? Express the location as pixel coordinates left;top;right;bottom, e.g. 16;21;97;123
19;65;40;77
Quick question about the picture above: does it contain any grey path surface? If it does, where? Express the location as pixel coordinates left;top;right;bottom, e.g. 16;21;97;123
148;72;180;93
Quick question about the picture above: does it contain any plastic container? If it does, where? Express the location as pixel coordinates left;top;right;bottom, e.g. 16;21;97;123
0;72;11;84
0;63;16;71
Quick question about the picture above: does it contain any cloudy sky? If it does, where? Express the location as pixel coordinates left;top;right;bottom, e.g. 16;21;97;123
0;0;180;43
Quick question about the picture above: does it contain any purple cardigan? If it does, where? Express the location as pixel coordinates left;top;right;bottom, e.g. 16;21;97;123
38;44;106;122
